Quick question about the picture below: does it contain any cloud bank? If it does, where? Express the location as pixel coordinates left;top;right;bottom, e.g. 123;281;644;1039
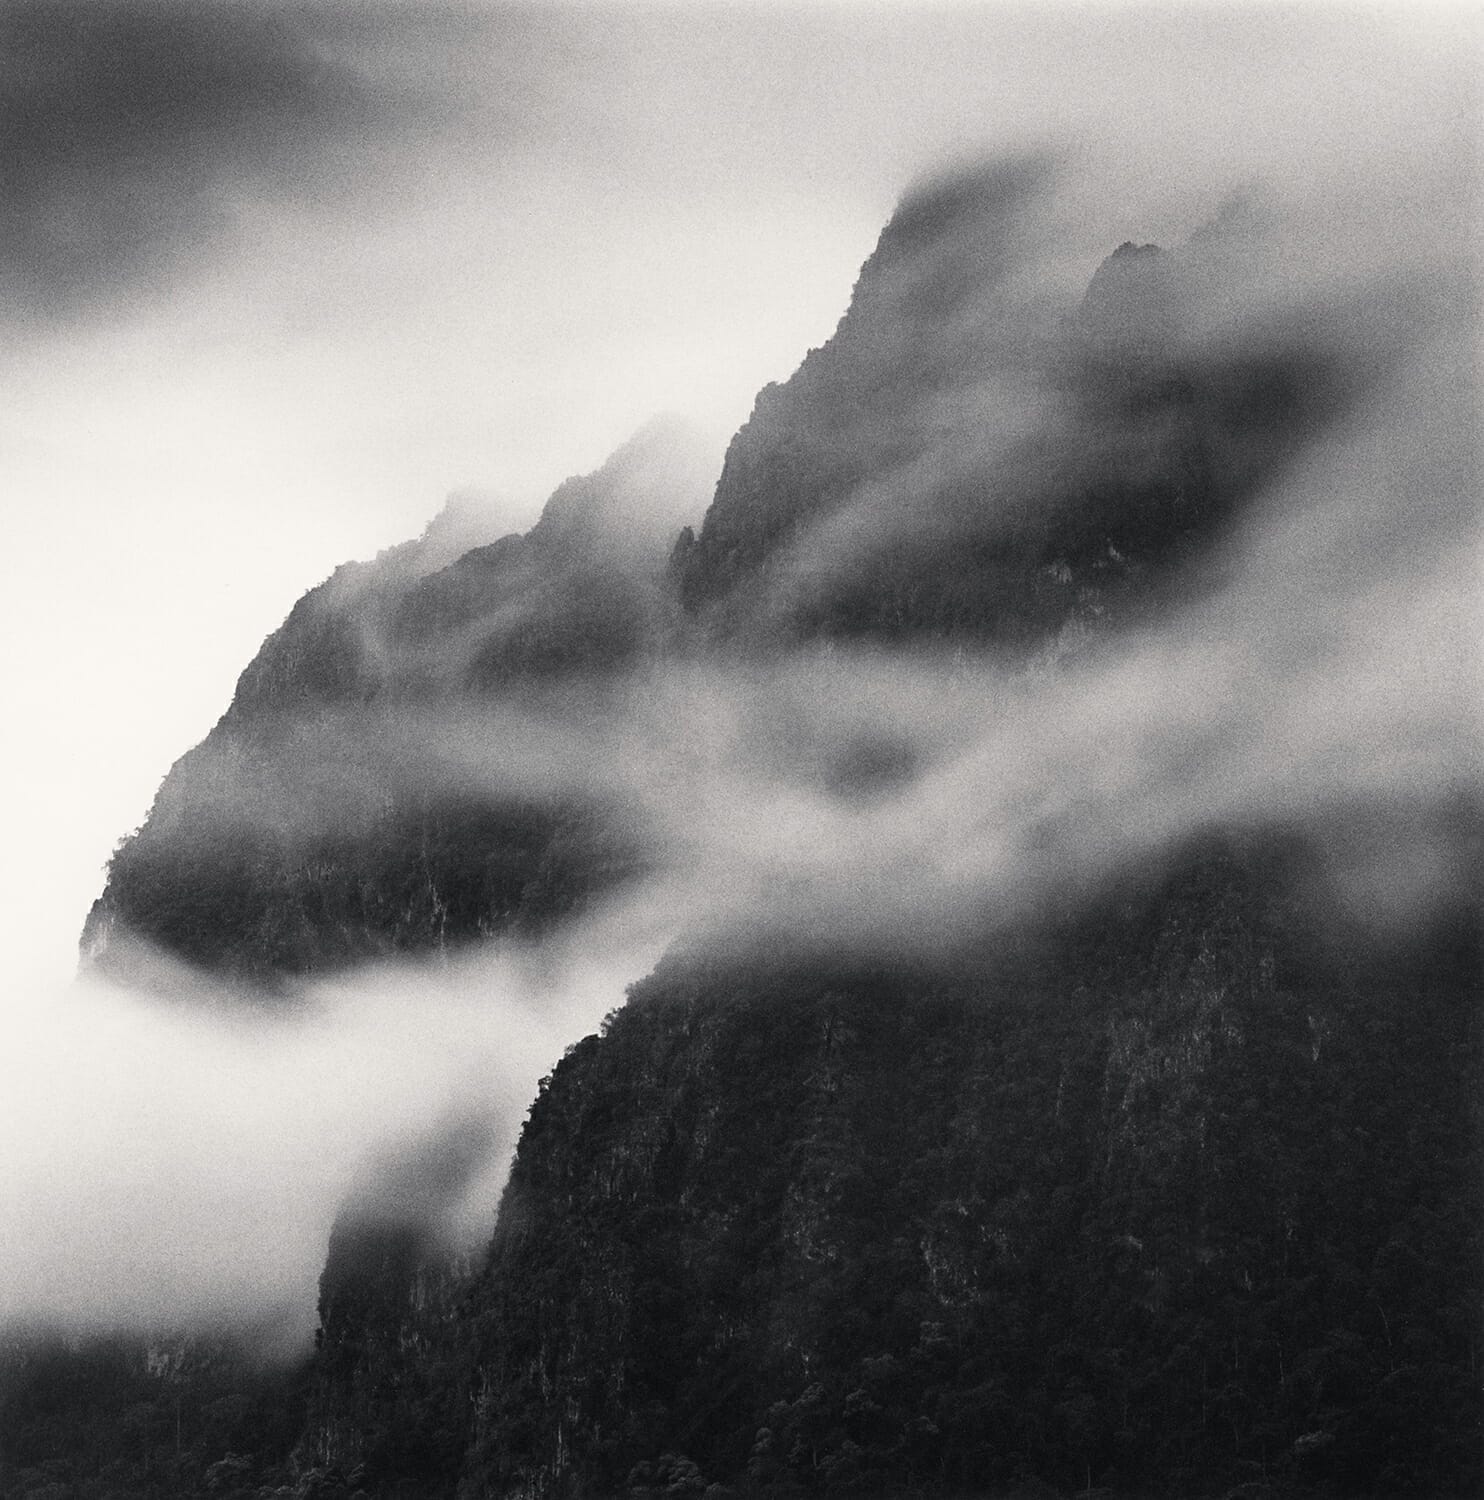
0;908;667;1344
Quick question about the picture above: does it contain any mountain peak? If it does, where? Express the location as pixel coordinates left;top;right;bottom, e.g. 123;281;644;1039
527;413;719;561
1076;238;1174;347
415;490;514;575
875;154;1051;260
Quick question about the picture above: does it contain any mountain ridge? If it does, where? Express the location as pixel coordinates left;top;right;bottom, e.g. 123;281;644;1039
8;161;1476;1500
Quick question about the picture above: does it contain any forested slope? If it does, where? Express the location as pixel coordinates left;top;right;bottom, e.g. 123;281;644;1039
466;851;1479;1497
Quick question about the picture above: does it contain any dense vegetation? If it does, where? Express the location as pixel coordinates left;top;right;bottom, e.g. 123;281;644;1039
0;1332;310;1498
466;850;1480;1498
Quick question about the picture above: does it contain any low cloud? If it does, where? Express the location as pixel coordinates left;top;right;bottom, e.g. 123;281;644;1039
0;905;667;1344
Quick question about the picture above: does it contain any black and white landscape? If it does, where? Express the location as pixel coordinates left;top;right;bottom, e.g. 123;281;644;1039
0;3;1478;1497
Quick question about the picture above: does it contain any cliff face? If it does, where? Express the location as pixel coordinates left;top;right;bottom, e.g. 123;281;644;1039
445;169;1477;1499
27;162;1480;1500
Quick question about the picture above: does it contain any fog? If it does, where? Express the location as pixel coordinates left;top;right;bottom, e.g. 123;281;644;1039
0;903;669;1344
3;0;1471;977
110;161;1476;959
1;0;1476;1348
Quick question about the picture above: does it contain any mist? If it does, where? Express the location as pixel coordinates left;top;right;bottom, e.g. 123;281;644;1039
2;0;1477;1358
107;162;1477;959
0;903;668;1345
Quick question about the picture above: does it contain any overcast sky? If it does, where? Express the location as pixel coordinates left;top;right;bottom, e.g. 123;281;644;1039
0;0;1475;985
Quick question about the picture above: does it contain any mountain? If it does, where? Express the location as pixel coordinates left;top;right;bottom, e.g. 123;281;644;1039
6;162;1476;1500
671;161;1398;654
81;416;718;991
463;855;1477;1498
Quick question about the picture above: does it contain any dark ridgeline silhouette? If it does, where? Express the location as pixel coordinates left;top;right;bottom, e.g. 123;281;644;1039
4;163;1477;1499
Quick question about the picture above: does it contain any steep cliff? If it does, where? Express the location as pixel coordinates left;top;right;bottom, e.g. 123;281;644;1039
449;166;1478;1498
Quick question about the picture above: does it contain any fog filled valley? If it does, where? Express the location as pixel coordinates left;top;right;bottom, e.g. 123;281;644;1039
0;3;1479;1498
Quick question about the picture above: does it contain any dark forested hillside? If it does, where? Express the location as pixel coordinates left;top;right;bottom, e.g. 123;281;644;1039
466;849;1480;1498
7;161;1477;1500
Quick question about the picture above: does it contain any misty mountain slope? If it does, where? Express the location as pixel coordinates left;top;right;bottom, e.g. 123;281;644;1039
442;174;1479;1498
673;163;1420;652
82;418;717;989
35;157;1479;1500
462;850;1480;1499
